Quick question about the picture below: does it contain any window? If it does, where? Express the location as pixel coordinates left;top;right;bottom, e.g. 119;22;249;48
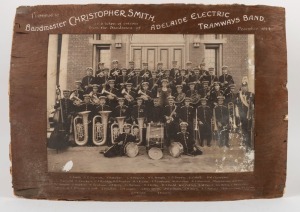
95;45;111;69
205;44;220;76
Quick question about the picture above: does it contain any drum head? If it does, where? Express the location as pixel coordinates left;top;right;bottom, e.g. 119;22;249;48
169;142;184;158
125;142;139;158
148;147;163;160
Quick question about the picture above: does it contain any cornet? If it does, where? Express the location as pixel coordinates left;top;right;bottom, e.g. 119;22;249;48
101;88;117;99
138;90;152;100
121;89;134;101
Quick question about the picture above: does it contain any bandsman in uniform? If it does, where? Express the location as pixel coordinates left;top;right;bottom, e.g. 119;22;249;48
178;97;195;137
140;62;152;80
175;122;203;156
198;80;211;100
156;62;164;79
70;80;84;104
109;59;120;80
104;79;119;109
209;82;224;108
225;84;238;105
189;67;202;91
132;68;143;91
176;68;189;92
185;61;193;76
131;97;146;124
149;70;160;97
117;68;130;90
138;81;153;112
148;97;163;123
170;60;179;79
174;84;186;107
89;84;101;105
112;97;130;123
157;78;172;107
197;98;212;147
96;62;105;76
95;96;111;112
199;62;209;76
214;96;230;148
127;61;135;75
186;82;200;106
122;83;136;108
164;96;179;146
81;67;96;94
203;67;218;87
219;65;234;92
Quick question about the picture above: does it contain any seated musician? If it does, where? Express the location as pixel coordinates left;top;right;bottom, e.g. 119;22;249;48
189;67;202;91
131;97;146;124
186;81;199;99
174;85;186;107
132;68;143;92
198;80;210;99
117;68;129;90
214;96;230;148
178;97;195;137
89;84;101;105
112;97;130;123
197;98;212;147
138;82;153;113
203;67;218;87
140;62;151;81
175;122;202;156
122;83;136;108
164;96;178;146
176;68;189;92
101;124;136;158
109;59;120;81
81;67;96;94
156;62;164;79
149;97;163;124
209;82;224;108
96;62;105;76
199;62;209;76
127;61;135;76
105;79;119;109
170;60;179;79
219;65;234;92
96;96;111;112
70;80;84;104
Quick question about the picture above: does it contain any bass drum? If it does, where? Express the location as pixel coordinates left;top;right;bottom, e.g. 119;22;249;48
124;142;139;158
148;147;163;160
169;142;184;158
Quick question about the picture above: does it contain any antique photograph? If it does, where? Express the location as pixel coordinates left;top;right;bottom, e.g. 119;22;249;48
47;34;255;173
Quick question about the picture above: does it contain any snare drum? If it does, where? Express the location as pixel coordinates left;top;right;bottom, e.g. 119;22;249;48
124;142;139;158
148;147;163;160
169;142;184;158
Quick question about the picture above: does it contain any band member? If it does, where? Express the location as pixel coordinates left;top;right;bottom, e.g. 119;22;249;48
214;96;230;148
113;97;130;122
89;84;101;105
138;82;153;111
175;122;203;156
178;97;195;136
109;59;120;80
132;68;143;91
176;68;189;92
174;84;186;107
203;67;218;87
117;68;129;90
185;61;193;76
95;96;111;112
104;79;119;109
81;67;96;94
156;62;164;79
70;80;84;104
198;80;211;100
189;67;202;90
102;124;136;158
157;79;172;107
164;96;178;146
140;62;152;79
199;62;209;76
170;60;179;79
197;98;212;147
54;90;75;133
95;68;109;89
219;65;234;91
236;82;254;150
209;82;224;108
122;83;136;108
148;97;163;123
225;84;238;105
127;61;135;75
149;71;160;97
131;97;146;124
96;62;105;76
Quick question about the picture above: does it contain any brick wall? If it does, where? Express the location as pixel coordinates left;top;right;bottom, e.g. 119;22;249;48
223;34;249;89
66;34;93;89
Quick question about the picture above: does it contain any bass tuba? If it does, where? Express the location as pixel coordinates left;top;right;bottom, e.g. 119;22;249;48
111;116;126;144
131;117;145;145
92;111;111;145
74;111;91;146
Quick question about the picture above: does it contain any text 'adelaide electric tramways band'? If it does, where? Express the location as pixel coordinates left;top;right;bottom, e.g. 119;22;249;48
49;59;254;159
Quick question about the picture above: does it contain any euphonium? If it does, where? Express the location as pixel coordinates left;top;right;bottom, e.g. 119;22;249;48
132;117;145;145
74;111;91;146
111;116;126;144
92;111;111;145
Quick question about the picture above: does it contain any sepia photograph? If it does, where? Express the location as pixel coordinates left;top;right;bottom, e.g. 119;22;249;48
47;34;255;173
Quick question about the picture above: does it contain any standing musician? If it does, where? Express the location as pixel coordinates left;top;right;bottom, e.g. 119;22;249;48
209;82;224;108
140;62;152;80
174;84;186;107
81;67;96;94
236;82;254;150
102;124;136;158
149;97;163;123
219;65;234;92
95;96;111;112
122;83;136;108
54;90;75;133
131;97;146;124
109;59;120;80
132;68;143;91
157;79;172;107
225;84;238;105
117;68;129;90
199;62;209;76
176;68;189;93
127;61;135;75
170;60;179;79
197;98;212;147
189;67;202;91
198;80;211;100
202;67;218;87
178;97;195;137
156;62;164;80
164;96;178;146
96;62;105;76
113;97;130;123
185;61;194;76
103;79;119;109
95;68;109;89
89;84;101;105
186;82;200;106
214;96;230;148
175;122;203;156
138;82;153;112
70;80;84;104
149;71;160;97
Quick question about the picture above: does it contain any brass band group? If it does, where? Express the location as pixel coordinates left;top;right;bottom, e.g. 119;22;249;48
49;59;254;159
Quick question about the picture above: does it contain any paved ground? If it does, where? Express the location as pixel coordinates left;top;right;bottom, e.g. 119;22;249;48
48;133;254;173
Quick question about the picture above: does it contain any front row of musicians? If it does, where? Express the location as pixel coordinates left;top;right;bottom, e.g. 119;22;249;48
54;80;254;153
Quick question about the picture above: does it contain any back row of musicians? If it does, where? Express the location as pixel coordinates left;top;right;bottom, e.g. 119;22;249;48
55;60;254;151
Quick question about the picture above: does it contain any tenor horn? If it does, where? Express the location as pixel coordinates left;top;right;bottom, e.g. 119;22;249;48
111;116;126;144
131;117;145;145
92;111;111;145
74;111;91;146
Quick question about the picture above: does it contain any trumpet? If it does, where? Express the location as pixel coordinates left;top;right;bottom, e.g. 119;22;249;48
138;90;152;100
111;69;120;76
141;72;149;78
121;89;134;101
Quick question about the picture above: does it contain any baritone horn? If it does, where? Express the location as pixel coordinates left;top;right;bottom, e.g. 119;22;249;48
74;111;91;146
92;111;111;145
111;116;126;144
131;117;145;145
